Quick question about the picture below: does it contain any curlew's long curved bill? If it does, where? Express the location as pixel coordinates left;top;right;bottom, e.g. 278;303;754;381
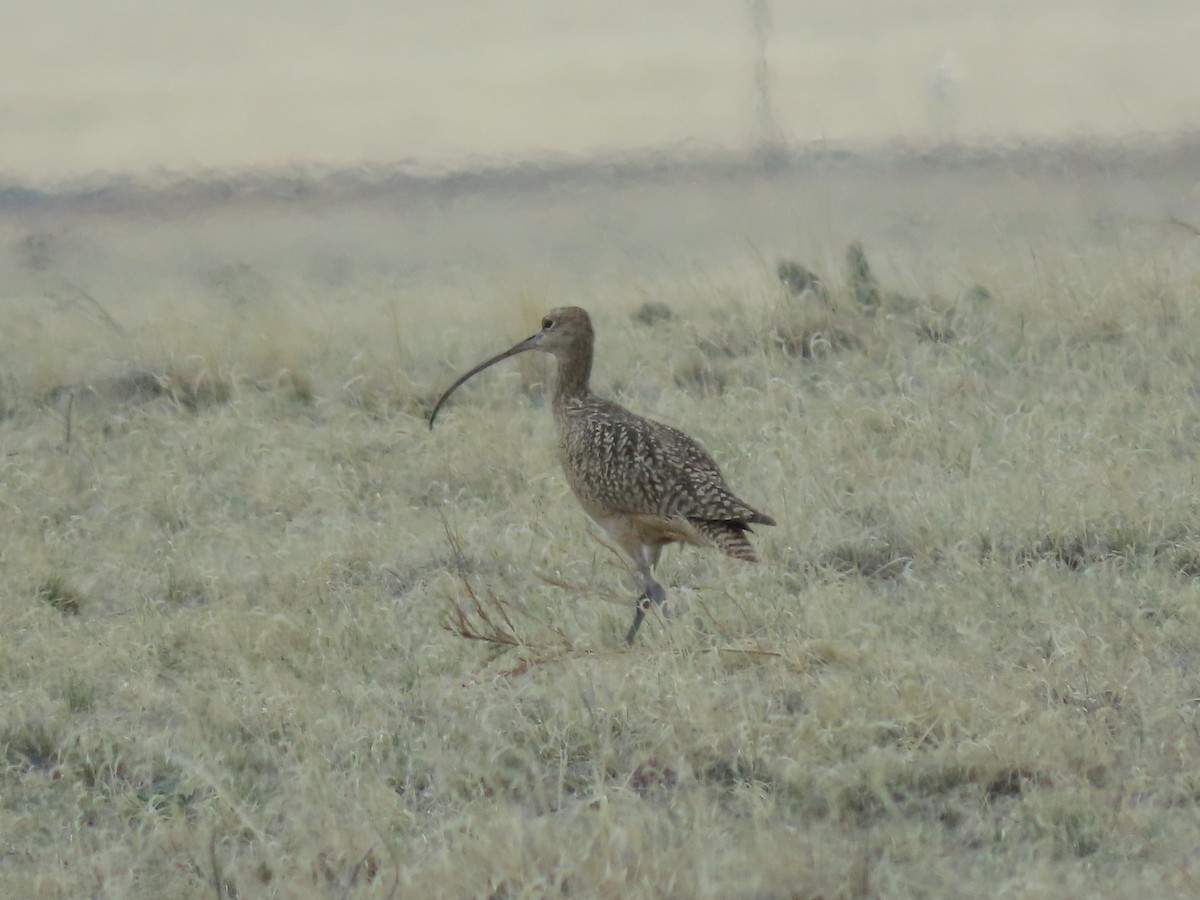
428;333;539;429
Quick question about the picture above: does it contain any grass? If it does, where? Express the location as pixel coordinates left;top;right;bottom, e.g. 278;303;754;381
4;144;1200;897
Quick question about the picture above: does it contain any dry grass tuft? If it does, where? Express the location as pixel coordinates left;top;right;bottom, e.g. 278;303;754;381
776;259;829;303
823;536;917;580
770;305;867;360
36;574;84;615
846;240;882;315
2;717;62;770
631;300;673;326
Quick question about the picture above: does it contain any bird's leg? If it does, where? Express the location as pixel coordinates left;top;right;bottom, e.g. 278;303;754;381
626;582;667;645
626;598;648;645
628;585;667;648
646;579;668;621
625;548;668;644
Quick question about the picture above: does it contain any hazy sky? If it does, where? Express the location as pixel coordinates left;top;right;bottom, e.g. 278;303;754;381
4;0;1198;180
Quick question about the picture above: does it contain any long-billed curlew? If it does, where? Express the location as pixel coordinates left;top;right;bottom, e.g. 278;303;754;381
429;307;775;643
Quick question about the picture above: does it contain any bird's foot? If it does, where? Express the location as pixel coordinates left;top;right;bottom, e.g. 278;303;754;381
625;595;649;645
625;585;669;645
647;582;669;620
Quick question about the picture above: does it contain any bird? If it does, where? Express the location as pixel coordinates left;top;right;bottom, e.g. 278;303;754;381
429;307;775;643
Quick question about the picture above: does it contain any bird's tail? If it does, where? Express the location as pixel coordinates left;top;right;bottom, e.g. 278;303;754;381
691;519;759;562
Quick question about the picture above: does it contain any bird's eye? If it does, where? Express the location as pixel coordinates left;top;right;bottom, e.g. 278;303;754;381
542;318;554;330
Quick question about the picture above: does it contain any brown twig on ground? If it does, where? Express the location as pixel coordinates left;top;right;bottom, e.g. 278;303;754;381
339;846;376;900
61;280;128;336
207;831;224;900
444;574;522;646
62;391;73;449
436;507;575;650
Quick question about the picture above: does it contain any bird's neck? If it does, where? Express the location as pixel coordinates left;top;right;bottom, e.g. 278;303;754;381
553;342;593;405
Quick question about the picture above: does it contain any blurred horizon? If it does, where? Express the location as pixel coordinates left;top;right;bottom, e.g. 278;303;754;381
4;0;1199;184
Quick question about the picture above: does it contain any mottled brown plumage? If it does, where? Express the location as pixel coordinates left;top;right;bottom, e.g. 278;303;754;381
430;307;774;643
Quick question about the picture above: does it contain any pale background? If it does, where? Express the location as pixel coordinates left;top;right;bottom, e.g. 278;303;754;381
4;0;1198;181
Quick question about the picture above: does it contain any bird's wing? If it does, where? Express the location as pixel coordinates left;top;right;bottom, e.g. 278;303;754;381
561;400;770;525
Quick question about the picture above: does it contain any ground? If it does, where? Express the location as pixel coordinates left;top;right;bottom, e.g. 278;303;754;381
3;140;1200;897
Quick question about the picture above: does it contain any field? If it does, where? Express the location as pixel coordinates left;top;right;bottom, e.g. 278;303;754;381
4;140;1200;897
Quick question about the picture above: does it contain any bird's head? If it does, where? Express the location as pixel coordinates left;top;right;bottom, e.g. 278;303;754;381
429;306;594;428
525;306;593;358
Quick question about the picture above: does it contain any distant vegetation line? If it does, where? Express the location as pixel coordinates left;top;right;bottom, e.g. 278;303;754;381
2;131;1199;216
